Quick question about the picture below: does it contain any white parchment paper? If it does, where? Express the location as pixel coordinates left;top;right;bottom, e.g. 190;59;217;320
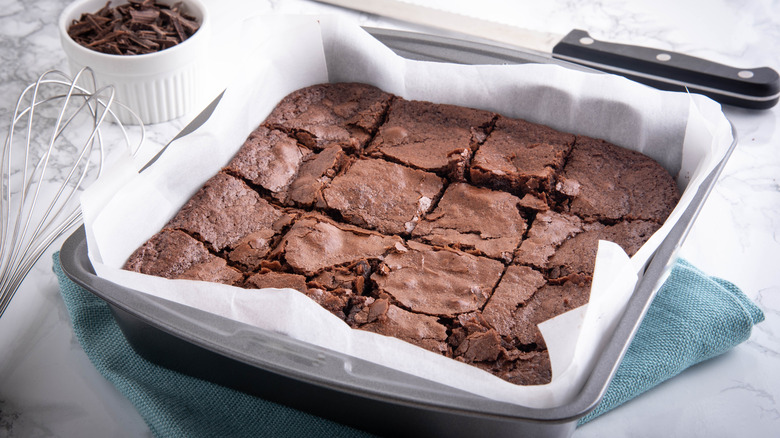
80;15;734;409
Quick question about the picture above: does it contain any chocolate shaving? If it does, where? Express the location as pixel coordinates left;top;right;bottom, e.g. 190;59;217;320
67;1;200;55
129;8;160;26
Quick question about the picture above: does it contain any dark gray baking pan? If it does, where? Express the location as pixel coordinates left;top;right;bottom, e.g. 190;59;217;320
59;28;738;438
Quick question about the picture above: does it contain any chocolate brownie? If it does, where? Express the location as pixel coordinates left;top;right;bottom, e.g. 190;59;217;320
357;299;450;354
125;82;682;387
472;349;552;386
224;125;310;200
513;210;591;270
546;220;660;278
272;213;403;276
371;241;505;317
514;210;661;278
306;286;359;320
412;183;526;262
321;158;444;235
164;173;293;271
509;274;592;349
124;229;243;285
286;146;350;207
557;136;680;222
470;116;575;195
264;83;393;152
481;265;546;338
366;99;495;179
444;310;553;385
452;322;504;362
225;228;280;271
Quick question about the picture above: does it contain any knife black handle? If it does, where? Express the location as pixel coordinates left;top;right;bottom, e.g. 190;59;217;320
552;29;780;110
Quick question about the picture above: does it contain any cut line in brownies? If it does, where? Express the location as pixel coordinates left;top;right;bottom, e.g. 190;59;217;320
125;83;680;386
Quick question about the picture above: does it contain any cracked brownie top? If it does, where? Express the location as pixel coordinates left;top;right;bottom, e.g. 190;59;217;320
124;82;680;386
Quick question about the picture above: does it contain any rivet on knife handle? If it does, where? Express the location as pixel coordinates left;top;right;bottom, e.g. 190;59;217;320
552;29;780;110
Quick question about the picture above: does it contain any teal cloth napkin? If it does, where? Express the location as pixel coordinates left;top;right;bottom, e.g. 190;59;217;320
53;253;763;436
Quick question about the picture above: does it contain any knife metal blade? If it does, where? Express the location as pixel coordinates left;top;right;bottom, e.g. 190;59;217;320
139;90;226;173
314;0;780;109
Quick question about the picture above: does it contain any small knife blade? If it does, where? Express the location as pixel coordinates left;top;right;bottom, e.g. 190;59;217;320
139;90;226;173
314;0;780;109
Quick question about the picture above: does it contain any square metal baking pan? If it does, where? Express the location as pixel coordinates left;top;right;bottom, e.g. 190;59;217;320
59;28;738;438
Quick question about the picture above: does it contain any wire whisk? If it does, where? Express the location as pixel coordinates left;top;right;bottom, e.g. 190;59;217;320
0;68;143;318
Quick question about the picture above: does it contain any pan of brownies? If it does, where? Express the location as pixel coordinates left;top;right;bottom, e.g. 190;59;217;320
60;18;738;438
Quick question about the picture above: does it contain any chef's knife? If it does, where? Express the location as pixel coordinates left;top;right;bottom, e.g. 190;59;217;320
314;0;780;110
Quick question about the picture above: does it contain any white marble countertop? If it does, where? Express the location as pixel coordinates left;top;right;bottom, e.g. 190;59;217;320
1;0;778;436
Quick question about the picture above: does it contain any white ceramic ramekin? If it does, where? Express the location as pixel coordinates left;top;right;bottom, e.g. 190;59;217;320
58;0;210;125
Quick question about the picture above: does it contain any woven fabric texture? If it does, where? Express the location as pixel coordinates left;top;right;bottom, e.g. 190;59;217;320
578;259;763;424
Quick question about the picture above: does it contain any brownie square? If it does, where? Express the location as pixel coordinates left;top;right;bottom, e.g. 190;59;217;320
321;159;445;235
508;273;591;349
481;265;546;338
470;116;575;195
447;310;551;385
472;349;552;386
165;173;293;269
264;83;393;152
224;126;311;199
412;183;527;262
225;229;280;271
272;213;403;276
546;220;661;278
367;99;495;179
355;298;450;355
513;210;589;270
124;229;243;285
514;210;658;277
558;135;680;222
371;241;505;317
286;146;350;207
